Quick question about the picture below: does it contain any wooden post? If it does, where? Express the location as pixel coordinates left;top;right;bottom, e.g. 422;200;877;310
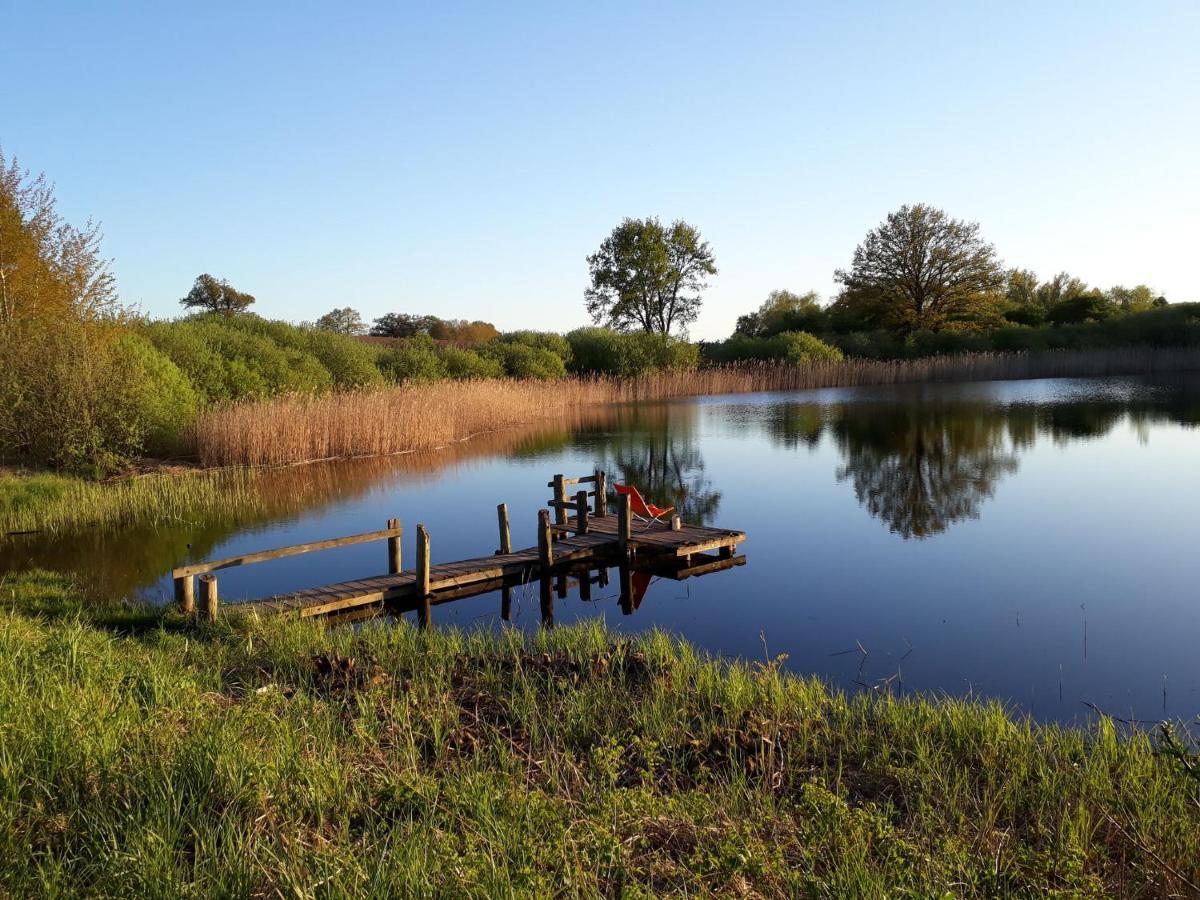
496;503;512;554
579;568;592;602
551;474;567;540
416;524;431;628
594;470;607;517
539;575;554;628
500;586;512;621
387;518;402;574
556;574;568;599
174;574;194;615
537;509;554;568
618;493;632;553
670;514;682;532
719;543;734;559
199;574;218;622
575;489;590;535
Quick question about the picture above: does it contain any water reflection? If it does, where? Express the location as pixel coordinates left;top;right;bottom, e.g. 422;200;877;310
759;384;1200;539
574;405;721;525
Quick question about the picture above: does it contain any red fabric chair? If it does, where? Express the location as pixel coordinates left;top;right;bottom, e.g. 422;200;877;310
613;483;674;525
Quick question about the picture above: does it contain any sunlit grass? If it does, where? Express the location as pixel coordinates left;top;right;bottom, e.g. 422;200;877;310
0;467;260;536
0;569;1196;896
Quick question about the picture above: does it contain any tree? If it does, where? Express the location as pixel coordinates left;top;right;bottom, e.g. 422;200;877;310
315;306;365;335
585;217;716;335
1106;284;1159;313
834;204;1005;333
735;289;824;337
0;150;117;326
370;312;437;337
179;273;255;316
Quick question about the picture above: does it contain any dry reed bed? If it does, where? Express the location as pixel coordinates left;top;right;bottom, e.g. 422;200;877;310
189;347;1200;467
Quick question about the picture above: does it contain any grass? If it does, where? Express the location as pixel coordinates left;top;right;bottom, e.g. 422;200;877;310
0;467;263;537
0;570;1197;896
190;347;1200;466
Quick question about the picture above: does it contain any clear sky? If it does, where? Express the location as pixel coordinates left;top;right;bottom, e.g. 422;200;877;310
2;1;1197;339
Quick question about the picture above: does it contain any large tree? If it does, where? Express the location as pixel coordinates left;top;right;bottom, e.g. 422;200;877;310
315;306;366;335
370;312;438;337
735;289;824;337
834;204;1004;333
585;217;716;335
179;273;255;316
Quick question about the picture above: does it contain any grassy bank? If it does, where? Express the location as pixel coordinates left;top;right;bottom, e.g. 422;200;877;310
191;346;1200;466
0;571;1197;896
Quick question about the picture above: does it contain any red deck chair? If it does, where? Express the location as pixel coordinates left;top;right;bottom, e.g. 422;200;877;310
612;483;674;526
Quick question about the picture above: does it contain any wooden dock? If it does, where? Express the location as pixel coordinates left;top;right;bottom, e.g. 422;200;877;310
171;471;745;624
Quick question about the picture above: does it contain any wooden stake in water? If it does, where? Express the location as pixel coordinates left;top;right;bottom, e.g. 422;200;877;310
387;518;402;574
594;470;607;517
576;489;590;535
416;524;431;628
538;509;554;568
496;503;511;554
551;474;567;540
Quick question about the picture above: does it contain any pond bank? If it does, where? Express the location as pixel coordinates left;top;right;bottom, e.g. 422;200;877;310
0;569;1196;895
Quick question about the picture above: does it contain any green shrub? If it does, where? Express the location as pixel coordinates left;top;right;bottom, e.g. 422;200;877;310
703;331;842;365
377;338;449;383
220;315;383;389
110;333;200;455
436;346;505;380
501;330;573;364
904;329;990;357
566;328;698;376
480;342;566;380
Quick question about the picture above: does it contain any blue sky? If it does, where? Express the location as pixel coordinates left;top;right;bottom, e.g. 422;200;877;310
3;1;1197;339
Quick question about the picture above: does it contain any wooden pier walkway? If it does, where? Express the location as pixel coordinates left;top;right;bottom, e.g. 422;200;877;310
171;471;745;623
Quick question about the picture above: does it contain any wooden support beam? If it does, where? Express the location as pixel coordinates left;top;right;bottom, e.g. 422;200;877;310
173;526;403;578
537;509;554;568
618;562;633;616
551;474;567;540
575;490;590;535
199;575;218;622
594;470;607;517
618;493;632;553
500;585;512;621
579;569;592;602
174;574;194;615
416;524;431;628
387;518;402;574
671;515;682;532
496;503;512;554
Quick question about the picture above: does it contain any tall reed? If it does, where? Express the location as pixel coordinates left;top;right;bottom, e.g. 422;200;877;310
188;347;1200;467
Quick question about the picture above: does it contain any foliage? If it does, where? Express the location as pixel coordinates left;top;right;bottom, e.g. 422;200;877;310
436;346;505;380
376;337;449;383
500;330;573;364
315;306;366;335
566;327;699;376
585;216;717;335
178;273;255;316
0;571;1196;896
480;342;567;380
735;289;827;338
429;318;500;342
370;312;437;337
704;331;844;365
110;333;199;454
833;204;1005;333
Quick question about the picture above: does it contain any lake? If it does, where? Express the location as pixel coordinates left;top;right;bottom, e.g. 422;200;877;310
5;373;1199;724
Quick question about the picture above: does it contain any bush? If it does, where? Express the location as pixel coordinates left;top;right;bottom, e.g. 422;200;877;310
904;329;990;357
215;315;381;389
110;333;200;455
566;328;698;376
501;330;572;364
377;338;449;383
436;346;505;380
703;331;842;365
480;342;567;380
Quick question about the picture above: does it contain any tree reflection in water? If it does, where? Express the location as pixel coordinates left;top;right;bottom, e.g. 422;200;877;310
830;404;1019;538
573;404;722;525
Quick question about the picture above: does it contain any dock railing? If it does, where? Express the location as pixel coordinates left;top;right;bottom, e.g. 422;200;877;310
172;519;403;618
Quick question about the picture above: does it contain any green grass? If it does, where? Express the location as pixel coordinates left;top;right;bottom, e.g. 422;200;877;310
0;468;262;536
0;570;1197;896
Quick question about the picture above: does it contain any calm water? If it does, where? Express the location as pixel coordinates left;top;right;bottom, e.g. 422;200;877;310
6;374;1200;724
